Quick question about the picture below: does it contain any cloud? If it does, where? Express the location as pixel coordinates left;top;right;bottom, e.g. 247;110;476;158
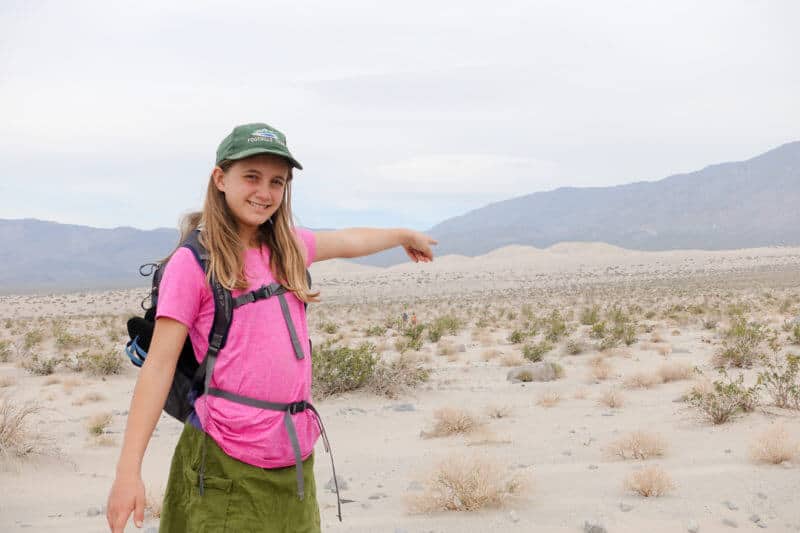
372;154;560;195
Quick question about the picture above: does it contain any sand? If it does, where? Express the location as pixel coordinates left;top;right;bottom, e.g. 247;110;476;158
1;242;799;532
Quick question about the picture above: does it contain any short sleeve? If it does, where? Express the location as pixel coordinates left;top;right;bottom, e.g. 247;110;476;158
155;247;208;329
294;227;316;268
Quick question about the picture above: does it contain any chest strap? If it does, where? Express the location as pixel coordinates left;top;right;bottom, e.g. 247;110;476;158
232;282;305;360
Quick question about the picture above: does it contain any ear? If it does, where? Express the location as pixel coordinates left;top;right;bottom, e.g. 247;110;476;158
212;166;226;192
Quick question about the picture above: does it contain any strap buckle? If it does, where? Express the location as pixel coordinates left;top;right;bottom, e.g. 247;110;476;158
288;401;307;415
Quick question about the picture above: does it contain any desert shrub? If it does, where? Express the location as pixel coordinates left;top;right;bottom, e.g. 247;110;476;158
520;304;534;320
365;324;387;337
624;465;674;497
368;355;429;398
0;341;10;363
312;341;377;398
481;348;501;361
0;396;48;462
580;305;601;326
749;424;799;464
500;353;526;367
757;351;800;409
590;321;607;339
383;315;404;331
536;390;560;407
80;351;123;376
564;338;585;355
614;323;637;346
623;372;661;389
424;408;481;438
87;412;112;436
23;329;44;350
320;322;338;334
508;329;527;344
22;353;60;376
608;431;666;460
687;371;759;424
427;315;462;342
522;341;552;362
407;455;524;512
657;362;695;383
598;388;624;408
713;317;766;368
52;320;81;350
544;310;567;342
589;356;613;381
790;324;800;345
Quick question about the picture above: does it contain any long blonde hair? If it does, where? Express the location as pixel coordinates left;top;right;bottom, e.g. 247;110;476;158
173;158;319;303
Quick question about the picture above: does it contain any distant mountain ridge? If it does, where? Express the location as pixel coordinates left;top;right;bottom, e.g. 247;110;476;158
0;219;178;292
354;140;800;266
1;141;798;290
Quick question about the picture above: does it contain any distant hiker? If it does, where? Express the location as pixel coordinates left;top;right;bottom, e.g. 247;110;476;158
402;311;408;324
411;312;417;326
106;122;437;533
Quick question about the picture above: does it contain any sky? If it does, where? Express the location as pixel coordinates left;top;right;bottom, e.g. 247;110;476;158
1;0;798;231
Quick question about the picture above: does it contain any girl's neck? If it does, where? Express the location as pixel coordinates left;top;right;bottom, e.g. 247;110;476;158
239;229;260;250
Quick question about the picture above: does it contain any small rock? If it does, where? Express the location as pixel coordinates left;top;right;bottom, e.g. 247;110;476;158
756;522;767;529
360;502;371;510
588;464;599;470
724;449;732;454
687;520;700;533
389;403;416;412
722;518;738;528
619;502;633;512
584;520;607;533
757;492;768;500
368;492;387;500
86;506;104;517
457;344;467;352
723;500;739;510
601;412;614;417
509;510;520;523
325;475;348;492
562;450;572;456
750;514;762;524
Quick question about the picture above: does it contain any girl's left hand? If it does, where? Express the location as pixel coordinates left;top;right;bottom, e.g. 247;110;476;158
402;230;438;263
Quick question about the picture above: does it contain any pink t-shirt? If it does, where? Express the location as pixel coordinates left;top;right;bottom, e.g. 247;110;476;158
156;227;320;468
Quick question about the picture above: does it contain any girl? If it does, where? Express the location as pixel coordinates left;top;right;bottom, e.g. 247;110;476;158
106;122;437;533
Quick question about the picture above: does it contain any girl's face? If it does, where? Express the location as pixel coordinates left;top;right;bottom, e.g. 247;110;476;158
213;154;290;242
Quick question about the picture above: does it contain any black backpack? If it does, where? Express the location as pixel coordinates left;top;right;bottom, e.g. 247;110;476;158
125;229;312;422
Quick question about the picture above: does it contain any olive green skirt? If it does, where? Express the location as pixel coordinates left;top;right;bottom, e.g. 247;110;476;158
159;421;321;533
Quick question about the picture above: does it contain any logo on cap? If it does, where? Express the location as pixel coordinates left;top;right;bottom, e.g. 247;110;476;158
252;128;278;140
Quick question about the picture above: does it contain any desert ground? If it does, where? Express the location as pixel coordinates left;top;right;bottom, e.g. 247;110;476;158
1;243;800;533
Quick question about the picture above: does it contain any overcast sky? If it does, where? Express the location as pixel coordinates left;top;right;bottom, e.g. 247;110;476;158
1;0;798;231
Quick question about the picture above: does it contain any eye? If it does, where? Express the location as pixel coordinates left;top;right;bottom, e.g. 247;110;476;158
272;178;285;186
245;174;258;182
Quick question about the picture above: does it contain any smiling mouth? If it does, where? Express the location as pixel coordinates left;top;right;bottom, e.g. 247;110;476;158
248;200;271;210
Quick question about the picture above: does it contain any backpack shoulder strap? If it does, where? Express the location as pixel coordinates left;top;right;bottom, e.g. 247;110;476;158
180;229;234;395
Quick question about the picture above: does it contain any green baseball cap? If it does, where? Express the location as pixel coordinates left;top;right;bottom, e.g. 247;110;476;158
215;122;303;169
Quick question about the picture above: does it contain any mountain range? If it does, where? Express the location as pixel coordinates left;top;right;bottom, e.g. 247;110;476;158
2;141;798;291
